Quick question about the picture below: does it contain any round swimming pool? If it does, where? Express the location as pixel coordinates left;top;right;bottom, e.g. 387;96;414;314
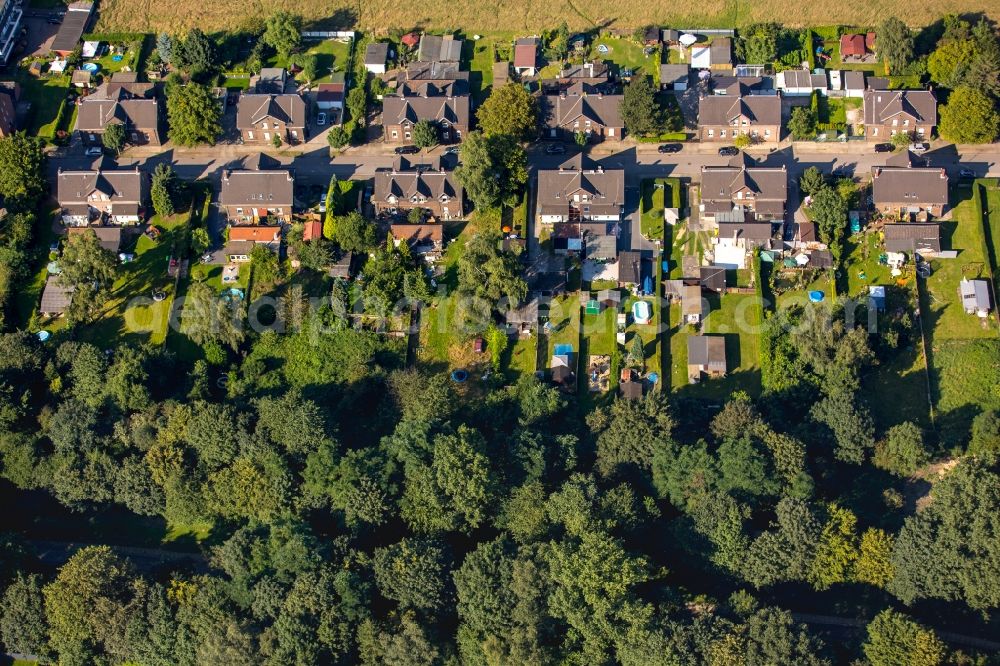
82;63;100;73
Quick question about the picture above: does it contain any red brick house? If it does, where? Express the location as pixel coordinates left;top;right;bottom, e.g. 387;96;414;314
236;93;307;145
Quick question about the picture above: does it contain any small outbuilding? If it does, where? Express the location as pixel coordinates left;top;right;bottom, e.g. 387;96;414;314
959;278;991;317
364;42;390;74
687;334;726;383
681;284;703;324
40;276;74;316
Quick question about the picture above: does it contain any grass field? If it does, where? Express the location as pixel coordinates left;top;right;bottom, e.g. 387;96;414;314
92;0;1000;37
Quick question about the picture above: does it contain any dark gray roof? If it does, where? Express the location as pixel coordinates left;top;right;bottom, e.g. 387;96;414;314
57;168;146;208
618;250;641;284
382;93;470;128
701;159;787;215
50;1;93;53
871;164;948;206
506;297;539;325
374;157;463;209
620;380;643;399
74;82;159;132
717;222;775;244
699;266;726;291
585;234;618;260
660;64;689;85
40;275;74;314
236;94;306;130
699;90;781;125
365;42;390;65
688;335;726;367
220;168;294;208
710;38;732;65
68;226;122;253
864;89;937;126
255;68;288;93
417;34;463;63
844;71;866;90
541;84;624;130
536;154;625;217
883;223;941;253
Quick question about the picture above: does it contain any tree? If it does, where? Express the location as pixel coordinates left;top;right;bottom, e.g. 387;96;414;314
627;334;645;368
167;83;222;146
939;86;1000;144
457;230;528;307
594;393;674;477
574;130;588;146
183;280;245;350
412;119;439;148
969;409;1000;454
0;133;47;206
809;504;859;590
150;162;176;217
864;610;945;666
873;421;929;476
878;17;914;75
327;125;350;150
855;528;895;588
788;107;816;140
173;28;216;75
250;245;280;285
799;166;826;196
346;88;367;125
807;185;848;265
263;12;302;62
59;229;117;324
1;573;51;660
476;83;537;139
737;23;779;64
332;211;376;253
271;132;283;149
102;123;126;154
44;546;137;665
373;538;451;613
891;130;914;149
619;75;661;137
156;33;173;64
300;54;319;83
810;392;874;464
928;38;977;87
456;132;528;210
406;207;424;224
484;324;507;372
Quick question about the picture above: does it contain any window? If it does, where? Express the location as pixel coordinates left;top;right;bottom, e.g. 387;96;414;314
264;133;271;141
917;127;925;135
291;130;298;138
903;119;909;126
764;129;771;137
872;128;878;136
405;132;411;139
236;208;243;215
707;129;714;137
892;119;898;126
443;131;450;139
742;119;748;125
248;131;254;140
391;130;398;138
720;130;727;138
608;128;614;136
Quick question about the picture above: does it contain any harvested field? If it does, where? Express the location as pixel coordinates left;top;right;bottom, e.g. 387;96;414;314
93;0;1000;35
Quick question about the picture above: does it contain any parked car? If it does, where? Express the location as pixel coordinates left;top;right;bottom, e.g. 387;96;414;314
85;147;103;156
718;146;739;156
959;168;976;178
658;143;682;154
316;112;327;126
395;145;419;155
909;142;930;153
444;146;460;155
545;143;566;155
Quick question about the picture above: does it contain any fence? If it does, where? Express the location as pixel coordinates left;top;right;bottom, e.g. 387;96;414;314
302;31;355;39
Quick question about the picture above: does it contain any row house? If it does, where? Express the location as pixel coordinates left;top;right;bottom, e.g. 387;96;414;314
224;225;282;262
236;93;307;145
373;156;465;220
56;166;147;226
863;89;936;141
540;82;624;142
382;90;470;143
219;160;295;224
536;155;625;227
870;150;948;219
700;152;788;223
74;78;162;147
697;82;781;141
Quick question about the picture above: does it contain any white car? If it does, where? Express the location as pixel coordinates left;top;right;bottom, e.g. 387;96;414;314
909;142;929;153
317;112;328;126
85;147;103;156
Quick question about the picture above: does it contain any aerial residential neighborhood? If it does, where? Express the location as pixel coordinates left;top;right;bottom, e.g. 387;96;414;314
0;5;999;664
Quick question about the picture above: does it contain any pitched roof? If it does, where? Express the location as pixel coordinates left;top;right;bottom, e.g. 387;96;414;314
536;155;625;217
840;33;867;57
620;380;643;399
316;83;345;103
871;164;948;206
40;276;74;314
74;82;159;132
374;157;464;208
0;92;14;135
514;37;539;69
417;34;463;63
710;38;733;65
688;335;726;367
382;93;470;128
557;61;610;81
883;223;941;253
700;157;787;212
254;68;288;94
67;226;123;252
403;60;467;82
365;42;390;65
864;89;937;126
50;1;94;53
220;168;295;208
717;222;775;243
390;223;443;244
228;226;282;243
541;84;624;130
682;285;703;316
618;250;641;284
699;91;781;126
236;93;307;129
699;265;727;291
303;220;323;241
585;234;618;260
57;168;146;207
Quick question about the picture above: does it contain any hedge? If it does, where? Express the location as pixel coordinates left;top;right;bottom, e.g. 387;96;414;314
82;32;146;42
635;132;688;143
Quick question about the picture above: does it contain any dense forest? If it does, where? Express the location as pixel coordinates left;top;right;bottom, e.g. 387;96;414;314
0;293;998;664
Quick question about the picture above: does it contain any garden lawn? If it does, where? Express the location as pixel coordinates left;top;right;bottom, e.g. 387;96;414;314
462;32;516;104
979;180;1000;295
299;38;353;83
589;36;659;78
13;208;61;328
505;334;537;378
15;72;71;137
78;215;188;346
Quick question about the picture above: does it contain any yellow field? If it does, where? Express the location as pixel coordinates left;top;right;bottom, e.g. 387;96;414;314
94;0;1000;35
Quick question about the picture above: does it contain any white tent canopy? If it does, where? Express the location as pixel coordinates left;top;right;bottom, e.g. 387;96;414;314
679;33;698;47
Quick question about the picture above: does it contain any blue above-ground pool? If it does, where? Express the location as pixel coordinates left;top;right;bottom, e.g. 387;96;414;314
37;331;50;342
82;63;99;73
647;372;659;385
450;369;469;383
632;300;652;324
808;290;825;303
